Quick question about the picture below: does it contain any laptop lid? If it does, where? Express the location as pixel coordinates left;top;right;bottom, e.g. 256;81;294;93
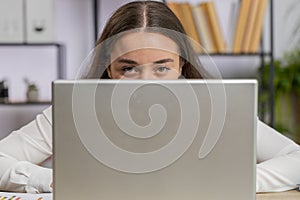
53;79;257;200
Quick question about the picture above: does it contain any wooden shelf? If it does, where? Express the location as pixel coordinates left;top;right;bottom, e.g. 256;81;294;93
198;52;272;56
0;101;51;106
0;43;62;47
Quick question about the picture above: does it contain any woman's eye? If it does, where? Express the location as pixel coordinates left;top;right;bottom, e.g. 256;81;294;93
122;67;138;73
156;66;170;73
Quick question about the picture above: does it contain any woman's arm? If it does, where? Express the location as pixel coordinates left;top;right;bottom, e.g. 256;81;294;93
256;119;300;193
0;107;53;193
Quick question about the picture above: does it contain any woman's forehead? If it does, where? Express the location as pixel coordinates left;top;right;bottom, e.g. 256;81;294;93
110;32;179;61
112;48;179;65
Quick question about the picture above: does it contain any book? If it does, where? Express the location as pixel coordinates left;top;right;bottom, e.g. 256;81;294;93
192;5;216;53
179;2;202;52
199;3;217;53
232;0;252;53
249;0;269;53
201;2;226;53
227;2;239;52
167;2;183;22
241;0;260;52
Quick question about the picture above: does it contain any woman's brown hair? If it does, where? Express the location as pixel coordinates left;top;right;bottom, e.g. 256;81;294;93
84;1;207;79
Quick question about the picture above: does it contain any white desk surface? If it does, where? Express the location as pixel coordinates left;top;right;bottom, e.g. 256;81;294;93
1;190;299;200
0;191;51;200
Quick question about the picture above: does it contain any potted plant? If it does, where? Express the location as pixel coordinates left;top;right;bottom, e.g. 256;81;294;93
259;1;300;142
260;48;300;143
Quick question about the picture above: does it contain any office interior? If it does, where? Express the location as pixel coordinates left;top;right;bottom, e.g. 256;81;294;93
0;0;300;146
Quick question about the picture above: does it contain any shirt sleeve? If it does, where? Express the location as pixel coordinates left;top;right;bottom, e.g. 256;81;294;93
0;106;53;193
256;119;300;193
1;106;300;193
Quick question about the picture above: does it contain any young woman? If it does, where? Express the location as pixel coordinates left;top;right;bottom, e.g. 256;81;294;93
0;1;299;193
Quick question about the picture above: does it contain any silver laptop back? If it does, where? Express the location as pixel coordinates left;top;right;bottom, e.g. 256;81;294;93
53;80;257;200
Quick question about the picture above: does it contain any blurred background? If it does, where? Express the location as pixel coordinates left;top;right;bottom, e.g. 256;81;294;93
0;0;299;143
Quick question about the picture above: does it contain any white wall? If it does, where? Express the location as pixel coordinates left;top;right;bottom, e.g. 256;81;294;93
1;0;299;139
0;0;94;139
272;0;300;58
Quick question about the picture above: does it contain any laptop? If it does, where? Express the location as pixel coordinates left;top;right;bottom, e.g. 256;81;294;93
52;79;257;200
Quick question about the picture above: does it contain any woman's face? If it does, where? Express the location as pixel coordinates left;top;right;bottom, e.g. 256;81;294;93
108;32;182;80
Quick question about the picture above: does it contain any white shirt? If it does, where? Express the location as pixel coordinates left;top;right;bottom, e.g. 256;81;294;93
0;106;299;193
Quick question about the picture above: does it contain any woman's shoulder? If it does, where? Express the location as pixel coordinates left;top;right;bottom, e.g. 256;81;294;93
42;106;52;124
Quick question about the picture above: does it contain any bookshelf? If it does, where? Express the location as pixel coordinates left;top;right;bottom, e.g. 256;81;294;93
0;43;65;105
163;0;275;126
93;0;275;126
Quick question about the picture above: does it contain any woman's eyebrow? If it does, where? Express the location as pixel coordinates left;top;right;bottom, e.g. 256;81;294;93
116;58;174;65
153;58;174;64
117;58;138;65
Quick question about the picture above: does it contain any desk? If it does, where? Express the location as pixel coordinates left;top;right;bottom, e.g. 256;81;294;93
0;191;51;200
0;190;299;199
257;190;300;200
